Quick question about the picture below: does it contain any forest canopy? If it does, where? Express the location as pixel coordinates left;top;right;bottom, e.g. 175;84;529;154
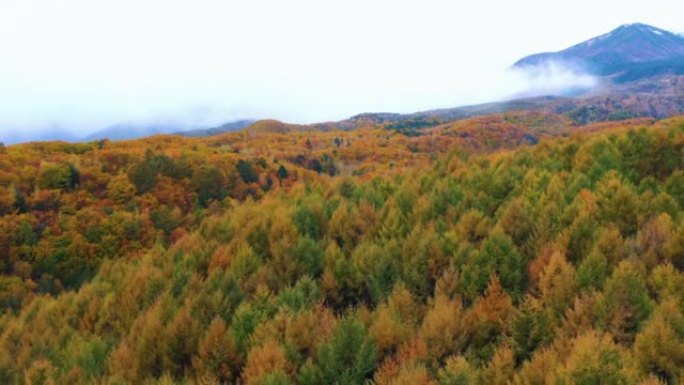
1;115;684;384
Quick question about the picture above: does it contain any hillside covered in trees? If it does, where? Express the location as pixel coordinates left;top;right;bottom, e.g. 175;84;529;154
2;115;684;384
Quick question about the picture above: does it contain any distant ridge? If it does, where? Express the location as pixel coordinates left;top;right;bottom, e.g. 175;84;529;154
84;123;185;141
82;119;256;141
177;120;255;137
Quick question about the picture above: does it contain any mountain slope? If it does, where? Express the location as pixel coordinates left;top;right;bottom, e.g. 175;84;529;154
514;23;684;81
177;119;255;137
314;91;684;132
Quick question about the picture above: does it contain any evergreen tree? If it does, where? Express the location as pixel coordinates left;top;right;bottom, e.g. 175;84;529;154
237;160;259;184
316;317;378;385
277;165;289;186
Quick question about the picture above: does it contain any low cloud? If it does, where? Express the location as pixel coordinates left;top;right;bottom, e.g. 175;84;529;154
506;60;599;99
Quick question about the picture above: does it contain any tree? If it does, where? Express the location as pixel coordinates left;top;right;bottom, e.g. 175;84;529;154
128;157;158;194
509;298;553;364
370;304;410;355
316;317;378;385
321;153;337;176
555;331;631;385
634;300;684;384
577;249;609;291
420;295;465;363
12;187;28;213
498;197;533;247
237;160;259;184
437;356;478;385
293;205;321;240
480;345;515;385
23;360;56;385
38;162;79;191
310;158;323;174
596;261;652;344
276;165;289;187
127;150;188;195
0;276;34;311
455;209;490;245
193;317;240;384
459;232;526;301
463;275;513;363
164;306;200;377
596;173;639;236
566;214;598;264
636;214;673;268
107;174;136;204
66;162;80;189
241;341;290;385
537;252;577;317
293;237;324;278
150;205;182;237
513;348;560;385
0;188;12;216
664;171;684;208
192;166;227;206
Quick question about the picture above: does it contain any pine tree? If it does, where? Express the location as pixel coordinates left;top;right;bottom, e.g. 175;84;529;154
316;317;378;385
276;165;289;186
193;317;240;384
634;300;684;384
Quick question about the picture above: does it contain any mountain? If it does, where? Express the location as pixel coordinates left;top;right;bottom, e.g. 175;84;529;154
177;119;255;137
323;24;684;131
84;122;185;141
514;23;684;83
1;126;81;144
84;119;257;141
243;119;306;135
313;90;684;133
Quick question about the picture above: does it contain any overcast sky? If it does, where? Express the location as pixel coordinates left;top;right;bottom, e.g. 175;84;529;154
0;0;681;142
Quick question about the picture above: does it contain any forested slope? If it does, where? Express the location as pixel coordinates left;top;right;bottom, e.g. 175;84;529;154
2;117;684;384
0;111;598;302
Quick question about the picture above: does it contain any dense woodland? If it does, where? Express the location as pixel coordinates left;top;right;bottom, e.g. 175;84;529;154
2;114;684;384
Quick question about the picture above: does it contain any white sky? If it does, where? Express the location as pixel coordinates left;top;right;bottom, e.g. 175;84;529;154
0;0;681;141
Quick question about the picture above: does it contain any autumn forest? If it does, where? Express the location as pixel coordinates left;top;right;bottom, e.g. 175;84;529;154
2;113;684;385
